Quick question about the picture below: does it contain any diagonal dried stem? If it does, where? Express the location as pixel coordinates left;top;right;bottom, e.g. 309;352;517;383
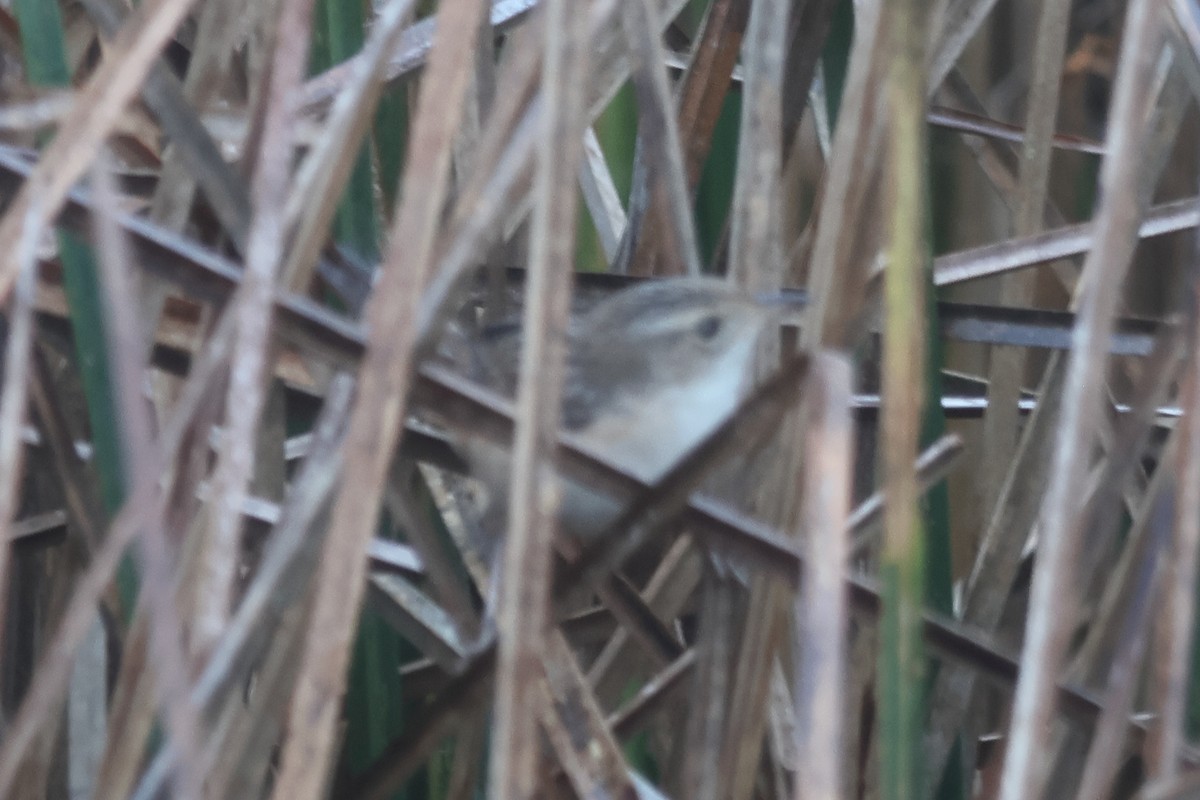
91;155;209;800
128;374;355;800
537;631;638;795
801;0;888;349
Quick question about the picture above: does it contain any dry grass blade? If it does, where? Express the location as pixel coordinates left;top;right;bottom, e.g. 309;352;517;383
81;0;252;252
929;0;1002;91
579;126;628;261
537;632;638;796
587;535;702;700
926;106;1106;154
998;2;1166;797
367;573;473;669
1071;463;1173;799
145;0;243;243
298;0;539;112
607;646;696;736
801;0;887;347
129;374;355;800
848;434;963;557
4;0;1199;797
619;0;746;277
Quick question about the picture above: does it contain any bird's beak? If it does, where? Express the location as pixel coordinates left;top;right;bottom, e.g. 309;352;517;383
752;287;809;310
753;288;807;328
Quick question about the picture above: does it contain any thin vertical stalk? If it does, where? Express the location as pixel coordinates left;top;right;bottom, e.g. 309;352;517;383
616;0;703;276
1148;288;1200;779
727;0;788;290
0;202;40;656
801;0;888;349
879;1;930;799
194;0;317;652
929;0;1003;93
978;0;1072;520
793;352;854;800
486;0;591;795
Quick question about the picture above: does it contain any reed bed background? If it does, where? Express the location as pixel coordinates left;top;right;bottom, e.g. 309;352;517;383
0;0;1193;798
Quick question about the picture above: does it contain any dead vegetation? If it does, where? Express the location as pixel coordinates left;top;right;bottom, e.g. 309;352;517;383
0;0;1196;798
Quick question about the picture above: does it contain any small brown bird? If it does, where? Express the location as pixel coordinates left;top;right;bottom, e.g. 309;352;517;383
457;276;781;541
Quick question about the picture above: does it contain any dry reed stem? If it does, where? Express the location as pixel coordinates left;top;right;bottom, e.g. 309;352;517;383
537;631;638;795
801;0;887;349
1148;275;1200;780
726;0;786;291
977;0;1071;523
194;0;316;655
998;1;1165;797
616;0;702;276
128;375;355;799
267;0;490;789
0;202;40;659
579;126;628;261
279;0;420;292
1072;453;1174;799
91;155;211;799
617;0;746;277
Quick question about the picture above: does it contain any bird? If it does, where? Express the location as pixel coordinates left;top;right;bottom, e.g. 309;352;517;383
452;276;783;543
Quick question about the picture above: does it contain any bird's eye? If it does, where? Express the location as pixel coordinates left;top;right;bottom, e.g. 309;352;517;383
696;315;722;340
